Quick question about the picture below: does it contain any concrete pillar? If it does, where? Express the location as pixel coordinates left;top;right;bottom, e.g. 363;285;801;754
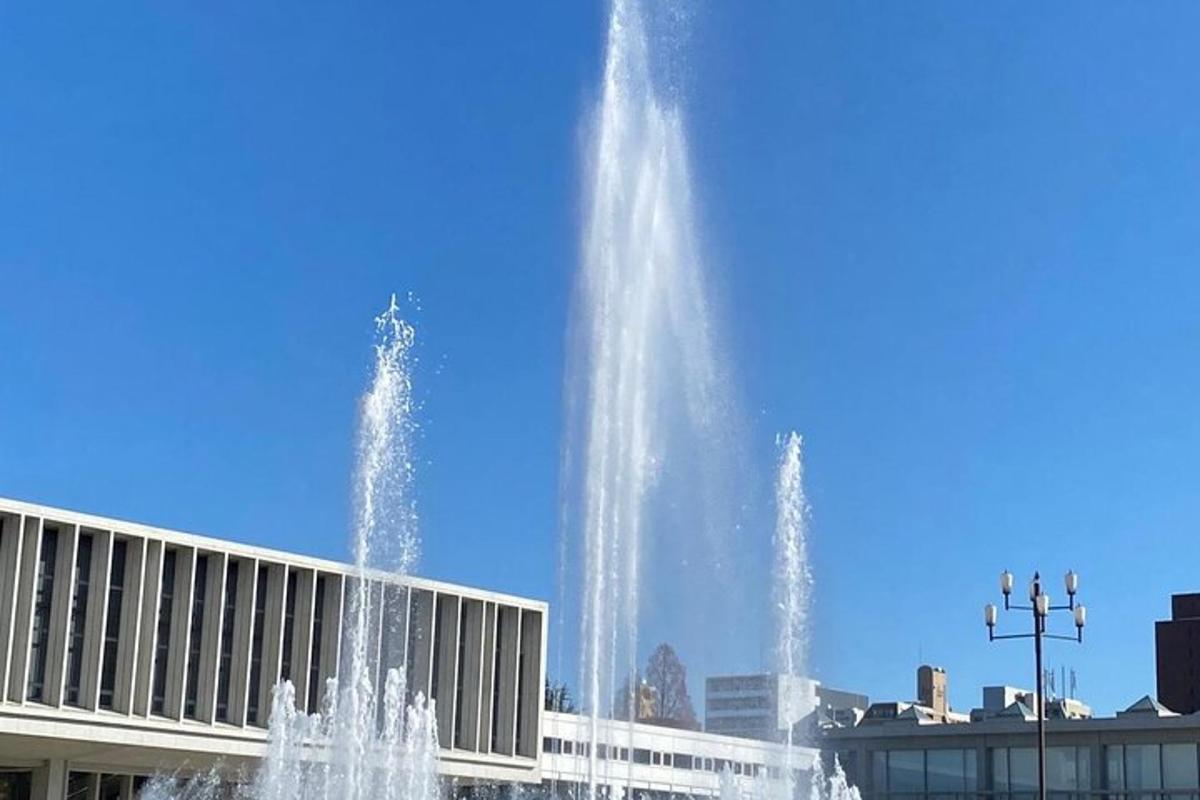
454;598;485;751
433;593;461;744
285;567;315;712
31;759;67;800
195;551;225;723
163;546;196;720
478;602;496;753
516;608;543;758
251;561;286;727
0;512;25;696
492;604;520;756
112;537;145;714
312;573;343;710
8;516;41;702
406;589;435;703
132;539;164;717
44;522;78;707
79;530;113;710
225;557;256;726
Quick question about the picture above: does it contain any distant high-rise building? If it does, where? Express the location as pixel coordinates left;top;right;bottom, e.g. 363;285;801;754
1156;593;1200;714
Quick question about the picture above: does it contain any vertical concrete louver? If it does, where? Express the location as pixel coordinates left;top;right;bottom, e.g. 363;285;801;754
478;601;497;752
194;551;225;723
163;546;196;721
433;593;460;743
0;513;25;697
132;539;163;717
407;588;435;701
43;522;78;708
8;516;42;702
111;537;146;715
223;556;256;726
284;567;315;712
454;598;485;751
492;603;520;756
250;562;286;727
78;529;112;711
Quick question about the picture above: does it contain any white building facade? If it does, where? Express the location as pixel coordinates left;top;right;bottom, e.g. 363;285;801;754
541;710;816;800
0;498;547;799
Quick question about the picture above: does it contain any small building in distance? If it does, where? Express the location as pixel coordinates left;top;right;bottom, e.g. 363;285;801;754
704;673;868;741
969;685;1092;722
860;666;969;727
1156;592;1200;714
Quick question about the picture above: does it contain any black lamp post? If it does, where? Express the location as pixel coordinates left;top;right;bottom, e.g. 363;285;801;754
985;570;1087;800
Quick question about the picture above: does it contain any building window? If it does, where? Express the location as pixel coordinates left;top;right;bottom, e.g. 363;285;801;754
27;527;59;701
307;575;325;713
151;548;178;715
454;600;469;746
489;608;504;751
64;533;93;706
1163;744;1199;791
1107;744;1199;798
994;747;1087;798
247;565;269;725
99;539;127;709
184;554;208;719
216;560;239;722
872;749;979;797
280;570;297;682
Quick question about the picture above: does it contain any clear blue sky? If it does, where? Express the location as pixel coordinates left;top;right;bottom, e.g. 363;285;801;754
4;2;1200;717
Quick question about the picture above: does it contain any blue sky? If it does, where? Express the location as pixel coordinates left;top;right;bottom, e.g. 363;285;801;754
4;2;1200;717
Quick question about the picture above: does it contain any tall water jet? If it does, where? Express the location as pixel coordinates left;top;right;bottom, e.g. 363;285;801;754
774;432;813;730
772;431;813;800
568;0;732;796
247;295;438;800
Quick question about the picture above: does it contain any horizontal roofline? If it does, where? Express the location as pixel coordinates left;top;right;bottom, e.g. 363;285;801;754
0;496;547;611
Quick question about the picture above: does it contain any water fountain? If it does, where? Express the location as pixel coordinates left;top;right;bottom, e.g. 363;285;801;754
246;295;438;800
568;0;728;794
567;0;861;798
774;432;814;798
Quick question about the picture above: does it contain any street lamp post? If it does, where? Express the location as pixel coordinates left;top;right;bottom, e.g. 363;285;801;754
985;571;1087;800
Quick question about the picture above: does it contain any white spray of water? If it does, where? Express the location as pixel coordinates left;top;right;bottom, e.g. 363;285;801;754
572;0;727;798
774;432;813;732
245;295;437;800
761;433;861;800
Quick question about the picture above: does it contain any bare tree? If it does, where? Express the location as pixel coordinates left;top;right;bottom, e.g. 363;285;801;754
643;643;699;729
545;680;577;713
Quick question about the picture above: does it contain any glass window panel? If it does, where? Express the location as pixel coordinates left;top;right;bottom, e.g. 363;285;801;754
928;750;966;793
873;751;887;794
1163;744;1198;790
1077;746;1092;790
1125;744;1162;791
1010;748;1038;792
888;751;925;794
1107;746;1125;790
965;750;978;789
993;748;1010;792
1047;747;1079;791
